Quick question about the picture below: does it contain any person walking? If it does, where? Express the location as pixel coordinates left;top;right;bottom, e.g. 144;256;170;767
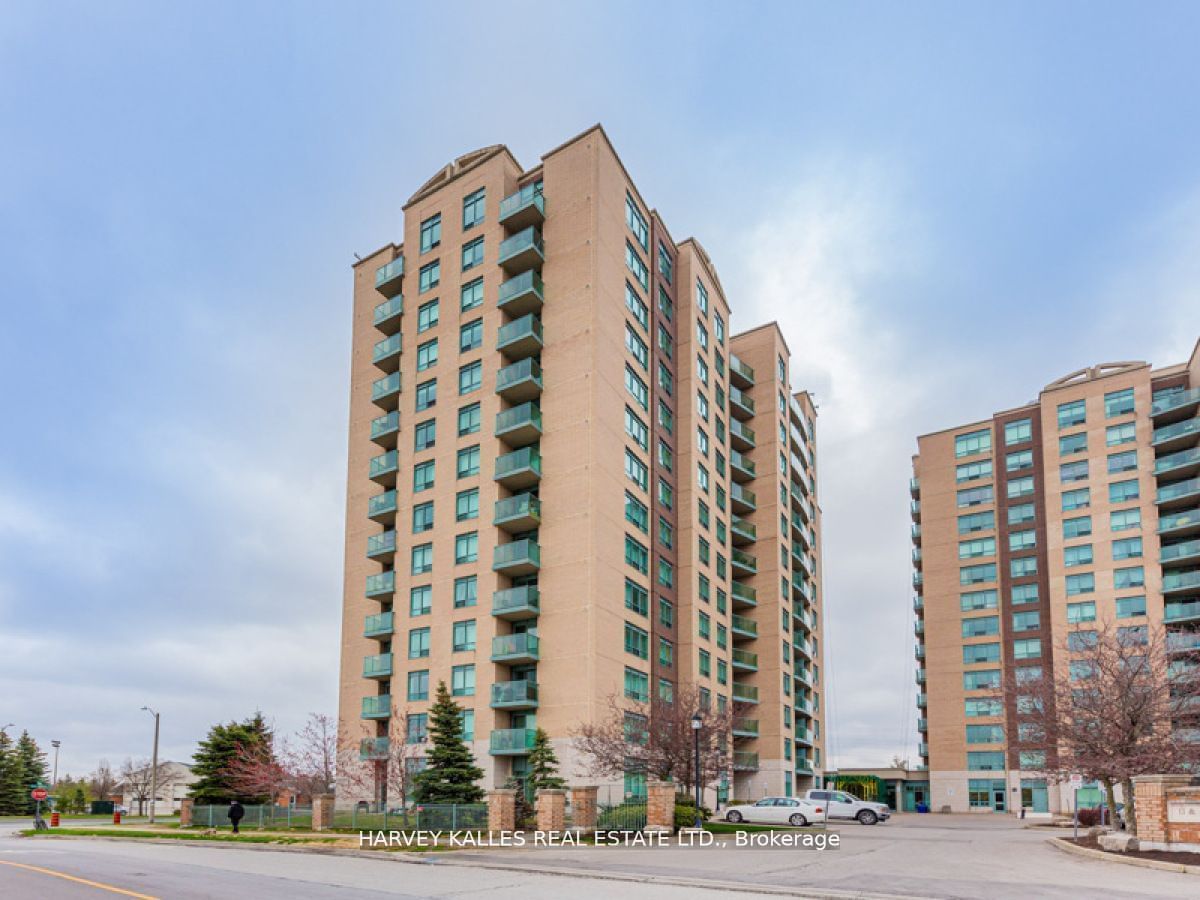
227;800;245;834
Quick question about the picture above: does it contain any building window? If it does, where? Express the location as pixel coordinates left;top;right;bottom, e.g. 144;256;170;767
1116;595;1146;618
1012;611;1040;632
454;532;478;564
454;575;477;608
1107;450;1137;473
1106;422;1137;447
1065;573;1095;596
625;491;648;532
1008;504;1034;526
419;214;441;253
462;188;485;229
456;445;480;478
625;365;648;409
457;402;481;436
452;619;476;652
460;276;484;311
963;643;1001;664
1114;566;1145;589
1059;460;1088;483
451;664;475;697
659;597;674;628
625;194;648;250
625;535;649;573
461;236;484;271
407;670;430;701
412;501;434;533
1059;432;1087;455
1110;508;1141;531
414;460;435;493
1005;418;1032;445
1013;638;1042;660
624;666;649;702
1064;544;1093;567
960;589;998;611
696;280;709;316
1104;387;1135;418
408;627;430;659
956;460;993;482
959;537;997;559
418;261;440;294
455;487;478;522
955;429;992;458
658;242;673;284
1109;479;1140;503
1006;450;1033;472
966;724;1005;744
1113;536;1143;560
626;323;649;369
1011;556;1038;578
625;579;649;616
414;419;436;452
962;615;1000;637
460;319;483;352
625;449;648;490
968;752;1005;771
415;379;437;412
411;542;433;575
410;586;431;617
960;563;997;585
458;361;482;395
625;242;649;290
406;713;428;744
1057;399;1086;429
963;670;1001;690
416;338;438;371
1062;487;1090;511
1012;583;1039;604
625;623;649;659
957;485;993;507
1063;516;1091;538
1009;530;1036;551
1067;601;1096;623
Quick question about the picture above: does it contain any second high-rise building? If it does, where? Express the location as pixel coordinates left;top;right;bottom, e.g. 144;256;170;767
337;125;826;806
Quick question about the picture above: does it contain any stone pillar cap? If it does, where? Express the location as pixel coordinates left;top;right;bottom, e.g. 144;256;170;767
536;788;567;795
1133;774;1195;784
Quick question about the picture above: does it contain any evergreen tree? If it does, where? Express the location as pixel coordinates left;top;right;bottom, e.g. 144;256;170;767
527;728;566;791
411;682;484;804
15;732;47;815
0;730;24;816
190;713;274;804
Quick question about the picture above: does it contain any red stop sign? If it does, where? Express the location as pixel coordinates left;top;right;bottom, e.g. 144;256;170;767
30;788;48;801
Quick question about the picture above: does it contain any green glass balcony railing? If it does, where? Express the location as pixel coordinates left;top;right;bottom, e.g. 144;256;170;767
916;693;928;708
371;371;402;407
1159;508;1200;536
367;530;397;559
365;571;395;598
492;585;540;619
372;333;403;370
361;695;392;719
490;680;539;709
731;614;758;638
1158;478;1200;505
497;313;543;357
1153;417;1200;447
374;257;404;296
368;489;397;521
1156;447;1200;477
495;446;542;487
916;669;927;684
369;450;399;483
733;751;759;770
370;411;400;445
494;493;541;529
730;419;756;448
498;185;545;230
359;737;390;760
917;718;927;732
363;652;393;678
795;727;813;744
1163;571;1200;594
1162;539;1200;565
732;718;759;737
731;517;757;542
495;402;543;445
731;549;758;573
730;450;756;478
730;386;755;416
1168;632;1200;653
730;483;757;510
1154;387;1200;417
491;632;540;663
731;649;758;670
1165;600;1200;623
489;727;538;755
364;611;394;638
497;226;545;272
373;295;403;332
731;582;757;607
495;358;543;399
493;538;541;574
732;683;759;703
794;758;813;773
497;269;545;316
729;354;755;386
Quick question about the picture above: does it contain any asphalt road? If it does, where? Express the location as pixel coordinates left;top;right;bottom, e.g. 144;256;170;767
1;815;1197;899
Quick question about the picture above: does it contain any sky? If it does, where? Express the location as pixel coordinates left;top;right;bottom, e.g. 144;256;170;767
2;0;1200;779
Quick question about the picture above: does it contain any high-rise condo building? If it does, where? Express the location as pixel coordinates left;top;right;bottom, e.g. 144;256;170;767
337;125;826;806
911;341;1200;814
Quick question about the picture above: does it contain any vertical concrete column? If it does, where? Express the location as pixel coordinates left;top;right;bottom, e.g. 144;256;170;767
487;789;517;834
179;798;194;828
312;793;335;831
535;789;566;831
646;780;676;833
1134;775;1190;844
569;786;599;833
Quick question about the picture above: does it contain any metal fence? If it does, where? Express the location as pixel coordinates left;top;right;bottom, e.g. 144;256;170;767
596;785;647;831
188;804;313;830
331;803;487;831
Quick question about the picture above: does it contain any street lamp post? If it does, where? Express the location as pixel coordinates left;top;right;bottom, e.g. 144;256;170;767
51;741;61;789
141;707;160;824
690;713;703;829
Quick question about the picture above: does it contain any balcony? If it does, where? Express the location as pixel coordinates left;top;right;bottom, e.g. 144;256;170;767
915;644;925;660
731;581;757;609
918;742;929;757
794;549;815;580
359;737;390;760
497;269;545;317
365;571;394;600
373;295;403;335
495;402;543;447
372;333;403;372
491;632;540;664
912;523;922;542
366;530;397;561
361;695;391;720
369;450;398;487
916;669;926;684
497;226;544;273
910;500;921;522
732;717;759;738
363;652;393;679
495;446;542;490
490;680;539;710
795;727;813;746
910;477;920;497
794;637;813;660
791;516;811;547
732;683;759;704
794;759;814;774
729;386;755;420
1166;600;1200;624
1164;571;1200;595
731;517;756;545
730;483;757;514
731;549;758;577
917;718;928;733
1157;447;1200;479
729;354;755;389
494;493;542;532
914;595;925;614
1167;632;1200;654
498;185;545;231
1162;539;1200;567
796;698;813;717
492;585;540;620
794;668;813;689
364;611;394;639
368;489;397;524
916;693;928;708
1158;477;1200;509
733;751;759;771
730;450;756;482
371;372;402;411
1152;417;1200;452
497;313;544;359
370;411;400;448
374;256;404;297
731;648;759;672
490;727;537;755
1153;387;1200;423
1159;508;1200;538
914;620;925;636
730;419;756;451
496;358;543;403
913;571;924;588
731;614;758;640
493;538;541;576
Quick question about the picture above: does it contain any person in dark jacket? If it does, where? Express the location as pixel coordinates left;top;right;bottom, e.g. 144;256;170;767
228;800;245;834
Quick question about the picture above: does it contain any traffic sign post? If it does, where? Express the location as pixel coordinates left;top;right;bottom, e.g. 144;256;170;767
31;787;49;831
1068;775;1083;840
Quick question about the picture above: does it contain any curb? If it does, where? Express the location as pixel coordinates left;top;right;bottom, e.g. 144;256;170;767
21;833;924;899
1048;836;1200;875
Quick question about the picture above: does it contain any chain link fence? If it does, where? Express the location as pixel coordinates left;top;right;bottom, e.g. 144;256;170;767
331;803;486;831
188;804;312;830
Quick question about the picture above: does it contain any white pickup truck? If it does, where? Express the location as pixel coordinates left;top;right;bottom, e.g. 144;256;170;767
801;789;891;825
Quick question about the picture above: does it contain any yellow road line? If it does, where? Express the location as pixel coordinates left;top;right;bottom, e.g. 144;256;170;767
0;859;160;899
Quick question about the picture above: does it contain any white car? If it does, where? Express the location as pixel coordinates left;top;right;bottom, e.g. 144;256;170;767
723;796;825;827
802;789;890;825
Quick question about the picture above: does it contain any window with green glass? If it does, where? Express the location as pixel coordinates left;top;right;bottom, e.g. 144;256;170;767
1113;536;1142;560
1012;583;1039;604
462;188;485;229
1114;566;1144;589
959;537;996;558
454;532;477;564
960;563;997;585
1063;515;1091;538
1059;460;1088;483
624;535;649;573
1057;399;1085;428
452;619;476;652
1107;450;1137;473
698;649;711;676
407;670;429;701
964;670;1000;690
625;579;648;616
1008;476;1036;498
414;419;437;452
1064;544;1093;567
957;485;994;507
409;627;430;659
961;589;998;611
1005;418;1032;445
410;585;431;616
461;236;484;271
1009;530;1036;551
1106;422;1136;446
460;276;484;311
412;500;434;533
1059;432;1087;455
1066;573;1095;596
962;615;999;637
659;638;674;668
459;318;483;352
411;542;432;574
966;724;1005;744
458;360;482;395
963;642;1000;664
1104;387;1135;418
418;261;440;295
420;213;441;253
454;575;477;608
456;445;480;478
1062;487;1090;510
625;491;648;532
1110;508;1141;531
625;407;648;449
451;664;475;697
1006;450;1033;472
624;666;649;701
415;379;437;411
625;622;649;659
1067;601;1096;623
1013;638;1041;660
1110;479;1140;503
457;402;480;436
455;488;478;522
1116;595;1146;618
1008;503;1035;525
1011;556;1038;577
699;612;711;639
1012;610;1040;632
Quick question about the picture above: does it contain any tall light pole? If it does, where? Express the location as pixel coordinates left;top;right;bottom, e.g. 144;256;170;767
690;713;703;829
141;707;160;824
51;741;61;788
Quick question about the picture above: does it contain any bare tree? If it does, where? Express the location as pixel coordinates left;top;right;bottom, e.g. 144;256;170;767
88;759;118;801
287;713;337;800
573;684;738;798
1003;620;1200;835
119;758;173;815
338;719;423;820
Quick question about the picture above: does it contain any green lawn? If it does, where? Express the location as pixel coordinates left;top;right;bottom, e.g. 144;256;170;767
21;828;341;845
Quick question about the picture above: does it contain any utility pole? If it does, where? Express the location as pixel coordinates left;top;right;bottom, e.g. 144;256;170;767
51;741;61;789
142;707;160;824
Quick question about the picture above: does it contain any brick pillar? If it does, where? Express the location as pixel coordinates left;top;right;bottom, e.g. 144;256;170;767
569;786;598;834
535;789;566;831
312;793;335;831
487;789;517;834
646;780;676;833
1134;775;1190;845
179;798;194;828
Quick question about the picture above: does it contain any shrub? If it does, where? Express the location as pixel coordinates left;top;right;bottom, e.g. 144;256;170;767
596;801;647;831
1076;807;1100;827
673;796;713;831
